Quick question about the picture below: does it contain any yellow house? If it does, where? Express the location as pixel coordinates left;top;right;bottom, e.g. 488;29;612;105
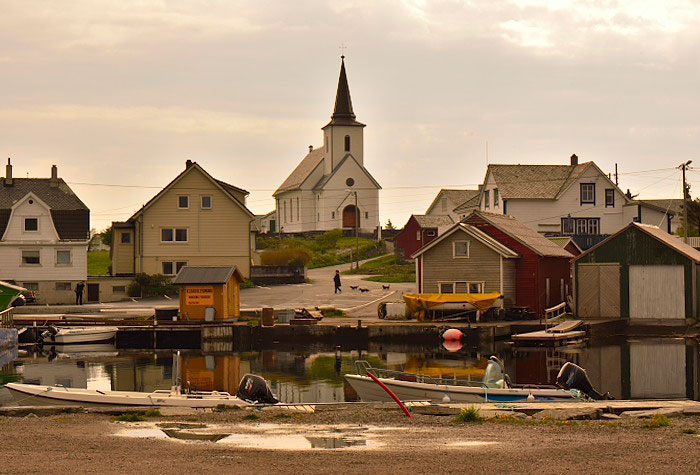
111;161;255;278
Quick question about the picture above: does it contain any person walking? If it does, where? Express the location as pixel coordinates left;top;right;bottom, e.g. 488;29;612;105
75;281;85;305
333;270;342;294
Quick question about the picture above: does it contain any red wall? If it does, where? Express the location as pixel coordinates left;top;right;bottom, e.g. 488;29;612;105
395;217;439;260
464;215;571;316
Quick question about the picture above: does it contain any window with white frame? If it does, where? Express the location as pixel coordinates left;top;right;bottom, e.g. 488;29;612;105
494;189;499;208
161;228;188;242
468;282;484;293
24;218;38;232
561;217;600;235
56;250;71;266
605;189;614;208
453;240;470;258
175;261;187;274
484;190;490;208
162;261;174;275
201;196;212;209
416;231;421;241
426;230;436;237
438;282;455;294
296;197;300;221
21;250;40;265
580;183;595;204
178;196;189;209
55;282;71;291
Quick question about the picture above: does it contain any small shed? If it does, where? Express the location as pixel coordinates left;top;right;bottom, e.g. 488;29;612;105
395;214;454;260
173;266;244;321
573;223;700;323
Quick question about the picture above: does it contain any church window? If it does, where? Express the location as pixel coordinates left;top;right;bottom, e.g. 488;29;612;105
283;201;287;223
325;134;328;152
365;211;368;219
344;135;351;152
346;177;354;187
332;211;336;219
290;199;293;221
296;197;299;221
317;213;320;222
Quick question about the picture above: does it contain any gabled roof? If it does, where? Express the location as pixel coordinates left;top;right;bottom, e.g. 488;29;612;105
465;210;573;258
453;192;482;214
574;223;700;263
485;162;592;200
129;162;254;221
548;236;583;254
312;154;381;191
426;189;480;214
412;223;520;259
173;266;244;285
640;199;682;215
413;214;455;228
627;199;677;215
274;148;324;196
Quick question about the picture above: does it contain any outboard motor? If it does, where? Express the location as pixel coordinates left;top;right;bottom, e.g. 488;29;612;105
39;325;59;344
557;362;613;400
237;374;279;404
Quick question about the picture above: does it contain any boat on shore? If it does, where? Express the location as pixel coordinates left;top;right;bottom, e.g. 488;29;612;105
39;325;118;344
345;357;611;404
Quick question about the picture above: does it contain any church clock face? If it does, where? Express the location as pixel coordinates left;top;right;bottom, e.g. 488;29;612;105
346;177;355;187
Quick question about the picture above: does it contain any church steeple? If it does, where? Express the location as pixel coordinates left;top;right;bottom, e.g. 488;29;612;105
326;56;364;127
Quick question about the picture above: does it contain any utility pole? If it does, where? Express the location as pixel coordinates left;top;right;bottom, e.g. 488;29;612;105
614;163;618;186
680;160;693;243
354;191;359;271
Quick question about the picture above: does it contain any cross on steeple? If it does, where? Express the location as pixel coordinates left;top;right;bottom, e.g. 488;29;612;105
339;43;347;58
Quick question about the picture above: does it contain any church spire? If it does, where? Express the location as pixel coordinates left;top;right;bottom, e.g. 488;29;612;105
326;56;364;127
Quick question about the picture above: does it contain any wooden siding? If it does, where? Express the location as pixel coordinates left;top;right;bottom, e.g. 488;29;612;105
576;226;696;319
629;265;685;320
577;264;621;318
112;229;134;275
395;216;440;260
419;230;517;306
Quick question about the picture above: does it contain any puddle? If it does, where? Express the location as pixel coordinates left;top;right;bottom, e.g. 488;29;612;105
115;423;380;450
447;441;500;447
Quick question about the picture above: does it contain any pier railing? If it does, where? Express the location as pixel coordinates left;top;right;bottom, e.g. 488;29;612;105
0;307;14;328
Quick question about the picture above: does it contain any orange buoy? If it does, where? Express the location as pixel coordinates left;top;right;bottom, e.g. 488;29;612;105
442;328;464;341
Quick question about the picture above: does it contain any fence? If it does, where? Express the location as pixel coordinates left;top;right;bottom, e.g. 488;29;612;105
0;307;14;328
250;265;306;285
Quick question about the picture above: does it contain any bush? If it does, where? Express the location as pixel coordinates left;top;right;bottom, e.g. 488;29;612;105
643;414;672;429
260;248;312;266
454;406;483;423
127;273;178;298
314;229;343;250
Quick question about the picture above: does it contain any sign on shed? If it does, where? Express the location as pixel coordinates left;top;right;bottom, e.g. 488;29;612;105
185;287;214;306
173;266;244;321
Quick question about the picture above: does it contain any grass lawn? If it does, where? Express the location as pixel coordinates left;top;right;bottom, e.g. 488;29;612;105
88;250;110;276
345;254;416;283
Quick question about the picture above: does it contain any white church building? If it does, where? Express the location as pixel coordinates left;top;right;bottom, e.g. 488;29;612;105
274;57;381;234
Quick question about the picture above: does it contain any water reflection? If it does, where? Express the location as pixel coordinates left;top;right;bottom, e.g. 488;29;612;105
0;337;698;404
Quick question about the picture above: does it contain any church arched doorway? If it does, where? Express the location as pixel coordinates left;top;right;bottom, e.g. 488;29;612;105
342;205;360;229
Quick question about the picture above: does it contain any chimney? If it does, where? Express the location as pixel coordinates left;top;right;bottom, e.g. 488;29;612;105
308;145;313;153
50;164;58;187
185;159;193;169
570;154;578;166
4;158;12;186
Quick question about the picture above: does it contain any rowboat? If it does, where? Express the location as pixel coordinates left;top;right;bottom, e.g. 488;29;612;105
345;357;611;403
40;326;118;344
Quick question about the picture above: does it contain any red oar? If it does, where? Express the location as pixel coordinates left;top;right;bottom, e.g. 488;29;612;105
366;372;412;419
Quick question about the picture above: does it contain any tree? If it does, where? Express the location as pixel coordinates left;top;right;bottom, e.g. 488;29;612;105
384;219;395;230
100;226;113;247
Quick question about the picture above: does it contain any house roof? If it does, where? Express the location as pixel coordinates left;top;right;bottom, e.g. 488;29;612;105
312;154;381;191
274;148;324;196
426;189;479;214
173;266;244;285
574;222;700;263
453;192;482;214
486;163;592;200
411;222;520;259
640;199;683;215
547;236;583;254
129;162;254;221
413;214;455;228
465;210;573;258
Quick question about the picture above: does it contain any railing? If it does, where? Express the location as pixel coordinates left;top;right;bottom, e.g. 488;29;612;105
542;302;567;327
0;307;14;328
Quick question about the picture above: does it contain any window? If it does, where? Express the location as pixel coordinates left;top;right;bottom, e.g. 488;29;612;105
283;201;287;223
453;240;470;258
161;229;174;242
468;282;483;293
296;197;299;221
176;262;187;273
344;135;351;152
23;282;39;291
580;183;595;204
605;189;615;208
21;250;40;265
426;230;436;237
331;211;336;219
24;218;38;232
113;286;126;293
317;213;320;222
55;282;71;291
162;262;174;275
439;282;455;294
201;196;212;209
175;229;188;242
494;189;499;208
56;250;71;266
560;217;601;235
161;228;187;242
484;190;490;208
365;211;368;219
290;199;293;222
416;231;421;241
346;178;354;187
178;196;189;209
120;232;131;244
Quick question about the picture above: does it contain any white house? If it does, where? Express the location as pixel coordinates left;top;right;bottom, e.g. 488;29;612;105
425;189;480;222
0;160;90;304
477;154;674;245
273;57;381;234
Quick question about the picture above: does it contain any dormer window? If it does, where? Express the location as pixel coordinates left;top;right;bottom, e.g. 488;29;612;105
344;135;351;152
484;190;490;209
24;218;38;232
178;196;189;209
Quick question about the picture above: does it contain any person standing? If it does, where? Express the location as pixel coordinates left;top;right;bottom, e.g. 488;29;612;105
75;281;85;305
333;270;342;294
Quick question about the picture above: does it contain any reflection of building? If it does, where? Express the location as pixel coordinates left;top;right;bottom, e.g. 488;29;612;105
181;354;247;394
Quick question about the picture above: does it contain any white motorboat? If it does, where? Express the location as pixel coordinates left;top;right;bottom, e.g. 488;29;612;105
345;357;611;404
40;325;118;344
5;383;251;408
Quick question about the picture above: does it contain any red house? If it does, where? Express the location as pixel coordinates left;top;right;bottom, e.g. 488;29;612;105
394;215;454;260
463;211;573;316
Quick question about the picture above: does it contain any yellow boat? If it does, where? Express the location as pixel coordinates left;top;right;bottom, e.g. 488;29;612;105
403;293;502;321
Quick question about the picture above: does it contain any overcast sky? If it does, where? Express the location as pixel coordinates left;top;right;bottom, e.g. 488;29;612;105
1;0;699;230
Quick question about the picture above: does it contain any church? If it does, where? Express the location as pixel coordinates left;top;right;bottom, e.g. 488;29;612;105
273;57;381;234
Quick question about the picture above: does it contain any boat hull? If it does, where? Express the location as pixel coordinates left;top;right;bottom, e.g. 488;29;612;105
345;374;577;403
45;327;118;344
5;383;251;408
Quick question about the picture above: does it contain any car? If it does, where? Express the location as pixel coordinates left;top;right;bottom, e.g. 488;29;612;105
11;290;36;307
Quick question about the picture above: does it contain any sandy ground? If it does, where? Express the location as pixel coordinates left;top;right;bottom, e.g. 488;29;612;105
1;406;699;474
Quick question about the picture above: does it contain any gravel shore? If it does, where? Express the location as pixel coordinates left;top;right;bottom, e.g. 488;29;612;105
1;406;699;474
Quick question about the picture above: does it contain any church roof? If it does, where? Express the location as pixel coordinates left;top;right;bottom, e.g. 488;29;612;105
274;147;324;196
324;57;365;128
312;154;381;191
